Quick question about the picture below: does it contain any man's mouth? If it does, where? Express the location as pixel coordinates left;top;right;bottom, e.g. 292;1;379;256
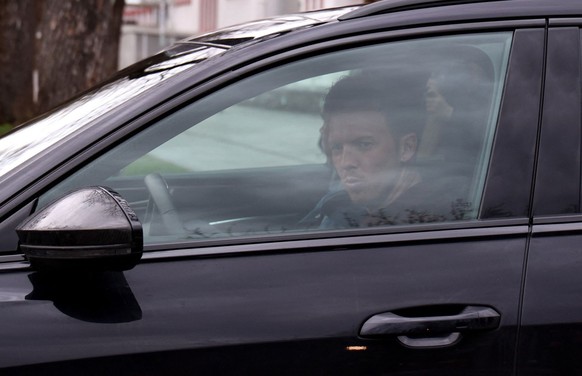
342;176;364;188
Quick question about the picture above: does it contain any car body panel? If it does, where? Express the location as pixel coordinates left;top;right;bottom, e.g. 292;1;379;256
2;230;526;374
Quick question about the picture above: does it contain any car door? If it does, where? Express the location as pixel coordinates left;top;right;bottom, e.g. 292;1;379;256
0;23;544;375
518;24;582;375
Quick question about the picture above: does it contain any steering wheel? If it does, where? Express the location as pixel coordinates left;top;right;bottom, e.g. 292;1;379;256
144;173;184;234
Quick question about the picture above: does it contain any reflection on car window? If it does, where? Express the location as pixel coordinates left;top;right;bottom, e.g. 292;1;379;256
39;32;512;245
0;61;202;183
122;74;342;173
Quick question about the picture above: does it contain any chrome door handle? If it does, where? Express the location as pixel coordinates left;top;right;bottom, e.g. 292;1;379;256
360;305;500;348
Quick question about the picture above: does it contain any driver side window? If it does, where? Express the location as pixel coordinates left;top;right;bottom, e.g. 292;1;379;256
39;32;512;245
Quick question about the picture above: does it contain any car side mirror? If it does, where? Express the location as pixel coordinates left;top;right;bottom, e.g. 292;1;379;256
16;186;143;272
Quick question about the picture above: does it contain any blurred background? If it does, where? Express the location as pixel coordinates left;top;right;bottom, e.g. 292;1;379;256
0;0;372;131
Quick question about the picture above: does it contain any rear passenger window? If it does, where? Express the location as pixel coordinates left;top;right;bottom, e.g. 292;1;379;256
39;32;512;243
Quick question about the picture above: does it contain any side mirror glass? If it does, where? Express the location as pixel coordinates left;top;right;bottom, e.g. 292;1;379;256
16;186;143;272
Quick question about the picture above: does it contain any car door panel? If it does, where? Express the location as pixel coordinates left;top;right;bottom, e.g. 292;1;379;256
1;229;525;375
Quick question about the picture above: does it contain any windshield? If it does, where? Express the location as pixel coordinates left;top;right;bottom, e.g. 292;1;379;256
0;46;225;181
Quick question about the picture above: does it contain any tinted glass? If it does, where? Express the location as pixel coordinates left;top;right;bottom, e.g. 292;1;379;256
39;32;512;245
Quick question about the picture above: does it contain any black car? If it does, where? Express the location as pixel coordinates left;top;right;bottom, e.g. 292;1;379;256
0;0;581;374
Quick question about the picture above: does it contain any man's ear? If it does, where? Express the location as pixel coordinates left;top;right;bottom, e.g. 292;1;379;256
399;133;417;162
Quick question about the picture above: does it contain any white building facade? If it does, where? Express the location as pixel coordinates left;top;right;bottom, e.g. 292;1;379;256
120;0;363;68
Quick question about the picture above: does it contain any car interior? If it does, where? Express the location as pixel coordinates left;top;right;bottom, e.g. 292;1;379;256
35;32;511;246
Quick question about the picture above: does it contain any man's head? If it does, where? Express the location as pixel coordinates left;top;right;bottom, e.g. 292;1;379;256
321;72;425;209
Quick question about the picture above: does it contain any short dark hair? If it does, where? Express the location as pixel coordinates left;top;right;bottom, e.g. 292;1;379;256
321;71;426;152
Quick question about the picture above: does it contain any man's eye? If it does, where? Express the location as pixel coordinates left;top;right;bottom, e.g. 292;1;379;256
330;144;343;153
357;141;374;150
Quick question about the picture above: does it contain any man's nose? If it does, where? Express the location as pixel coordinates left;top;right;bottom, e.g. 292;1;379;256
337;145;358;169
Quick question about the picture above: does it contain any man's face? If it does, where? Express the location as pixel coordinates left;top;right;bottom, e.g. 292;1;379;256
327;111;402;209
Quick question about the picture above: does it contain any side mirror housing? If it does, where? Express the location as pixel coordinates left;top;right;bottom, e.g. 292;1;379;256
16;186;143;272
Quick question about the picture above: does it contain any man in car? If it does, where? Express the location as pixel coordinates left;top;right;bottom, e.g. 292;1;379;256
307;71;457;228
